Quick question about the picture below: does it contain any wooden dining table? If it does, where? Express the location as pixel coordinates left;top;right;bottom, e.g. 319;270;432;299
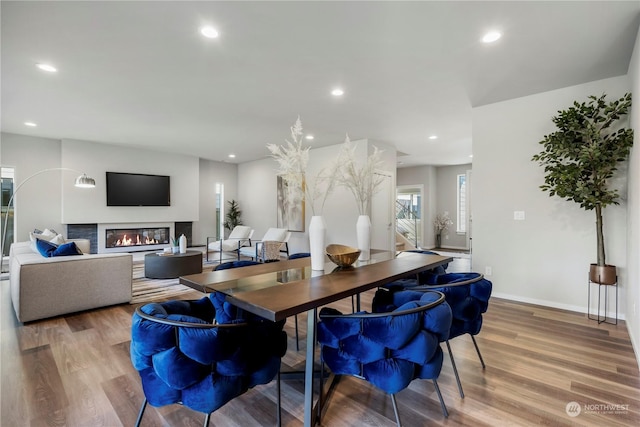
180;250;452;427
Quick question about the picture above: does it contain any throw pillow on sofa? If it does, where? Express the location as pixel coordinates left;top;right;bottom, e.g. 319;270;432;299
30;228;67;254
30;228;65;245
35;239;82;257
33;228;57;236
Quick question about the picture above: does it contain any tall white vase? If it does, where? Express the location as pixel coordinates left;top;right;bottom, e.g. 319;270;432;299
179;234;187;254
356;214;371;261
309;215;327;270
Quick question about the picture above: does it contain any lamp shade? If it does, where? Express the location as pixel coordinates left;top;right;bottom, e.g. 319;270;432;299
74;173;96;188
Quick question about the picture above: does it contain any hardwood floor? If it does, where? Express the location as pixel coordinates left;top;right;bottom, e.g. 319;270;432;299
1;275;639;426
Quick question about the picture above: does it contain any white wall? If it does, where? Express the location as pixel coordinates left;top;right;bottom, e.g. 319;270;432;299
625;23;640;367
397;165;437;248
196;158;238;246
61;139;199;224
472;75;631;315
1;133;64;241
237;157;280;246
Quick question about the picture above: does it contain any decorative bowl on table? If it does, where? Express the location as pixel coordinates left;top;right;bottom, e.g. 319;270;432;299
326;244;361;268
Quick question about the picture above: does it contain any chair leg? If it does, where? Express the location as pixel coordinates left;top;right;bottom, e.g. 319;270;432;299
432;379;449;418
471;335;486;369
135;398;147;427
277;369;282;427
317;360;325;423
445;340;464;398
349;293;361;313
203;412;211;427
390;394;402;427
294;314;300;351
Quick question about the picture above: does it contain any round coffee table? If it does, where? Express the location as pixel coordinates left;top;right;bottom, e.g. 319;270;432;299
144;250;203;279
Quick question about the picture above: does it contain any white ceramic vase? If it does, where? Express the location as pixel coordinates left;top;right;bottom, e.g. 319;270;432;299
356;214;371;261
309;215;326;270
179;234;187;254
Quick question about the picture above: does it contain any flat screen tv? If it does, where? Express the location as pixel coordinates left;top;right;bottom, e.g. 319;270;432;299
106;172;170;206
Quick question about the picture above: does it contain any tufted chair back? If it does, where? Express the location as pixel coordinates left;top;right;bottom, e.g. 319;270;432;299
424;272;492;338
215;259;261;270
288;252;310;260
406;249;449;280
130;296;287;426
317;290;452;425
388;250;449;287
211;259;267;324
375;272;492;398
377;272;491;339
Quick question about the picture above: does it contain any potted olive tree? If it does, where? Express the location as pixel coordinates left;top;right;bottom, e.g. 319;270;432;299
532;93;633;284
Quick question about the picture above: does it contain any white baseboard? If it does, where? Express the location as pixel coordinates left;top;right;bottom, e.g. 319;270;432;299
439;245;469;251
492;291;625;321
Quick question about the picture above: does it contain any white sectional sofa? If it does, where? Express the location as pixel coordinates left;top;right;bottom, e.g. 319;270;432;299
9;240;133;322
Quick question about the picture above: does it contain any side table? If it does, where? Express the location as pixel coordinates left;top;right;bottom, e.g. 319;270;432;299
145;250;203;279
587;273;618;325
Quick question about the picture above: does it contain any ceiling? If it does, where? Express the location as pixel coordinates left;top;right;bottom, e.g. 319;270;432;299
2;1;639;168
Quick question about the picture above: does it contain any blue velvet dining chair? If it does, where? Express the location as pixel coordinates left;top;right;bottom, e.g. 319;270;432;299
288;252;311;259
317;290;452;426
210;260;261;323
214;259;261;270
130;295;287;427
404;249;450;282
213;259;302;351
376;272;492;398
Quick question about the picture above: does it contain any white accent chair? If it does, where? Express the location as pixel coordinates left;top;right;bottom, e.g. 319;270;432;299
238;228;291;262
206;226;254;262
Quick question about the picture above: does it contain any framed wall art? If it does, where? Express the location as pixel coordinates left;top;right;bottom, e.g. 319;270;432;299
276;175;305;232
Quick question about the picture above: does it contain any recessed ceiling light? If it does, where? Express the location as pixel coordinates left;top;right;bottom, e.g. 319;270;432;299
24;121;37;127
36;63;57;72
331;88;344;97
305;135;314;140
228;154;236;158
200;26;219;39
428;135;438;140
482;31;502;43
469;154;474;158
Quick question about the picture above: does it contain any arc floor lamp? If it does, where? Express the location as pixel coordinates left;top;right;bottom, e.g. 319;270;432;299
1;168;96;273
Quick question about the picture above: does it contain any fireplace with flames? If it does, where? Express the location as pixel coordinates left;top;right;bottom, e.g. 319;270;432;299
105;227;170;249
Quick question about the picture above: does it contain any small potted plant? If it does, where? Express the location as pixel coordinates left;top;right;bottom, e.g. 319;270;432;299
171;237;180;254
433;213;453;248
223;200;243;236
532;93;633;284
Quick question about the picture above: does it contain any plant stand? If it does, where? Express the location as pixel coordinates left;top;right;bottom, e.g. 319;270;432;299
587;273;618;325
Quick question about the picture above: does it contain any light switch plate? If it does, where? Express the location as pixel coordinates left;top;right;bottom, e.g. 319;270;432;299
514;211;525;220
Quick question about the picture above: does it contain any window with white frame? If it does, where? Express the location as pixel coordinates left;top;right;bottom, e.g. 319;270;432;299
215;183;224;239
1;167;15;256
456;174;466;233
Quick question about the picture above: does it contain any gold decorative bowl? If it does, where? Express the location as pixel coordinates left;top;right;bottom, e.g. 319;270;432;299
326;244;361;268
